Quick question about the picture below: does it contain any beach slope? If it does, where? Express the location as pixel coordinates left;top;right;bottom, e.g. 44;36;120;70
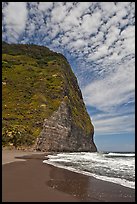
2;151;135;202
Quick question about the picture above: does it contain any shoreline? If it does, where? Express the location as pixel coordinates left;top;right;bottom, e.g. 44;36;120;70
44;159;135;190
2;150;135;202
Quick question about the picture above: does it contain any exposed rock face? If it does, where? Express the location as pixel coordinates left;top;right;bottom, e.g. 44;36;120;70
36;100;97;152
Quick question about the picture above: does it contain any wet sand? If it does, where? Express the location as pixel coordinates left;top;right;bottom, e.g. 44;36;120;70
2;150;135;202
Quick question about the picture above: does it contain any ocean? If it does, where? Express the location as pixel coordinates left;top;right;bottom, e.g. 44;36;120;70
43;152;135;189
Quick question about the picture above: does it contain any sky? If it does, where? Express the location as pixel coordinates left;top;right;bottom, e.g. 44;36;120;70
2;2;135;152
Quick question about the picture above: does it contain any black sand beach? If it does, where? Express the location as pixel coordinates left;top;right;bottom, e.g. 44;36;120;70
2;151;135;202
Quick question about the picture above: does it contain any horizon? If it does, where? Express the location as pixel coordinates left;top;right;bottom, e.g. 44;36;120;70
2;2;135;152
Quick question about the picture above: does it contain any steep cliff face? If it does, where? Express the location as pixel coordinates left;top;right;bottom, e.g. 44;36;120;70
2;42;97;152
36;100;96;152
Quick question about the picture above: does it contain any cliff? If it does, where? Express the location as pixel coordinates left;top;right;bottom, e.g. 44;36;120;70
2;42;97;152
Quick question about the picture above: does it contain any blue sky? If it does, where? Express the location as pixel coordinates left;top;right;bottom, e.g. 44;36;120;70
2;2;135;152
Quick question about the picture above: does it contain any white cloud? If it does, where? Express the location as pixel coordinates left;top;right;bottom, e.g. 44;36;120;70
81;12;101;35
68;39;86;50
82;57;135;111
90;44;109;61
93;113;135;135
58;2;93;32
100;2;117;16
51;3;68;23
105;25;120;46
38;2;53;12
3;2;28;42
121;25;135;39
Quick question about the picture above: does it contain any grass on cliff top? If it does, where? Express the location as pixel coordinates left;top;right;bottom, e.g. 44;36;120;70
2;42;93;148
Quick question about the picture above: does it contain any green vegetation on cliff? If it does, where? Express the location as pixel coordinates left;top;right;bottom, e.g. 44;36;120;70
2;42;94;148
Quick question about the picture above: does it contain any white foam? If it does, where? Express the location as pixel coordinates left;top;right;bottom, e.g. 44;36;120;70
43;152;135;189
43;159;135;189
106;152;135;157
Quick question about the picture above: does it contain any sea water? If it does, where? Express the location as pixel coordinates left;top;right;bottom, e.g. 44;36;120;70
43;152;135;189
